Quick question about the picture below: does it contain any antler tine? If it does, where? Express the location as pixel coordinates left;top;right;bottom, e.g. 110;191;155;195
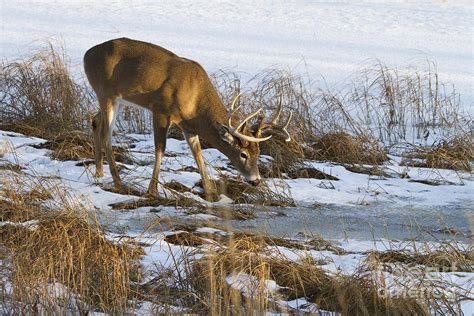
230;92;243;111
270;91;283;124
265;106;293;142
235;108;264;132
228;92;243;127
280;110;293;142
226;93;273;143
282;110;293;129
229;129;272;143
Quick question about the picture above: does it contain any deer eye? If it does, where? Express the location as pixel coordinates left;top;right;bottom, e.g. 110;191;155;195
240;152;248;160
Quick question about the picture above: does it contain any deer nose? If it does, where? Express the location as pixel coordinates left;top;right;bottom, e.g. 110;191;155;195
248;178;261;186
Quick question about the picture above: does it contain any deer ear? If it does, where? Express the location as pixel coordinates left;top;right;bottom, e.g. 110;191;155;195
218;124;235;144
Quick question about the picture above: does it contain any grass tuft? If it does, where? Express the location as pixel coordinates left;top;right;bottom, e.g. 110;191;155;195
189;238;429;315
402;134;473;171
308;132;388;165
0;44;93;138
0;175;143;314
34;130;132;163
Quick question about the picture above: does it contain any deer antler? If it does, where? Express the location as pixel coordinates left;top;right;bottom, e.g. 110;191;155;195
227;93;272;143
260;96;293;142
272;110;293;142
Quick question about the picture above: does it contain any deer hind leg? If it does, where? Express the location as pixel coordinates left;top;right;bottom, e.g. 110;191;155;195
183;131;217;201
92;112;104;177
147;114;171;196
99;97;123;189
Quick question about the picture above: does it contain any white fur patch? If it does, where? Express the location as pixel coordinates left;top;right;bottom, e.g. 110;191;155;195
108;98;143;135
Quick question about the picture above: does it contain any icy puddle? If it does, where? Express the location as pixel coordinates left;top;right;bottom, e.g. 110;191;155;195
104;201;473;242
230;203;473;241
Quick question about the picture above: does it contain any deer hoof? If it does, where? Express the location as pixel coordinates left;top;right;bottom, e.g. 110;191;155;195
204;191;219;202
146;188;159;198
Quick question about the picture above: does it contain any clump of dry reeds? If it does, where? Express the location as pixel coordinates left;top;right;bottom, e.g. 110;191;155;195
0;122;47;139
109;194;201;210
325;61;469;145
0;44;94;138
189;237;428;315
259;137;305;176
4;212;143;313
365;241;473;273
34;130;132;163
308;132;388;165
213;175;295;206
36;130;95;160
1;175;143;314
402;134;473;171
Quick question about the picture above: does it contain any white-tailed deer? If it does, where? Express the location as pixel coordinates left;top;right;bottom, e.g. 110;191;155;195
84;38;292;200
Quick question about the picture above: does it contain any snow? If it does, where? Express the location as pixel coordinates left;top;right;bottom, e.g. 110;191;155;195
3;130;471;213
271;160;474;207
226;272;280;296
1;1;473;111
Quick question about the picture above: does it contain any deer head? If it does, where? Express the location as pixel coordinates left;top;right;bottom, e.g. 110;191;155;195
217;93;293;186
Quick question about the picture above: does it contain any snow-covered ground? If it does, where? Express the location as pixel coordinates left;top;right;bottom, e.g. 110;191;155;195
1;1;473;111
1;130;473;314
0;131;474;239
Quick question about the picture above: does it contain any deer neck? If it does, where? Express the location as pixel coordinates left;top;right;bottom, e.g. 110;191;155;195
182;95;230;153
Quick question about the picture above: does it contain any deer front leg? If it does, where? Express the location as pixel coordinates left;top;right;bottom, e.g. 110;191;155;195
183;132;217;201
147;114;170;197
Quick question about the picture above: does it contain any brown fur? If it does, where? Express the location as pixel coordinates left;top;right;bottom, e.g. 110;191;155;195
84;38;263;199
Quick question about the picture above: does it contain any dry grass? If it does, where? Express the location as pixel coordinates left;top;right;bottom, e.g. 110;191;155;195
401;135;473;171
286;166;339;180
0;44;93;138
0;161;23;173
3;212;143;313
2;48;470;172
322;61;469;145
0;199;44;223
308;132;388;165
343;164;393;178
259;137;305;174
213;175;295;206
164;231;208;247
0;174;53;223
0;122;47;139
162;223;345;254
109;195;201;210
189;238;428;315
34;130;132;163
150;226;468;315
2;168;465;314
365;244;473;273
0;175;143;314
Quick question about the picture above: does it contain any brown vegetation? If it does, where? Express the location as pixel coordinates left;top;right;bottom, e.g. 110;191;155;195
366;247;473;273
33;130;132;163
308;132;388;165
190;238;428;315
0;45;93;138
0;179;143;313
401;135;473;171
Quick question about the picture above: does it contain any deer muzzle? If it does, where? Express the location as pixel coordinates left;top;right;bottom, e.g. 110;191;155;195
247;178;262;187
